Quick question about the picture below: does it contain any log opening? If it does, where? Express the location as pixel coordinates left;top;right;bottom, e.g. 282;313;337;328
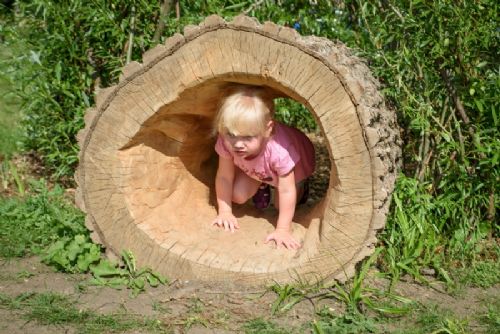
76;15;400;285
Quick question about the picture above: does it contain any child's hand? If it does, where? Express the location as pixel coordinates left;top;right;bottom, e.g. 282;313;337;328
265;228;301;249
212;212;240;233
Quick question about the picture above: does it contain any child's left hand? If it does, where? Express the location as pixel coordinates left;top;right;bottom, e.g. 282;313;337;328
265;228;301;250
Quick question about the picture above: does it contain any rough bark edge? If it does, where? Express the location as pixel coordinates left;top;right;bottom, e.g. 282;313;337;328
75;14;401;282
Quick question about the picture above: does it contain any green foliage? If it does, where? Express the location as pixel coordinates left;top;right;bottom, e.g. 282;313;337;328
337;0;499;282
243;318;291;334
479;298;500;334
0;179;166;294
453;258;500;289
270;252;413;333
0;179;86;258
43;234;101;273
269;282;306;314
313;310;377;334
0;51;22;158
275;98;317;132
0;292;166;333
410;304;470;334
0;159;25;195
89;250;168;297
316;249;413;316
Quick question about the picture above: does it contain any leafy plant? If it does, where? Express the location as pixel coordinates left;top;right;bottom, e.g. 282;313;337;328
42;234;101;273
324;249;413;315
269;282;307;315
89;250;168;297
0;178;167;295
243;318;292;334
0;178;86;258
313;309;377;334
275;98;317;132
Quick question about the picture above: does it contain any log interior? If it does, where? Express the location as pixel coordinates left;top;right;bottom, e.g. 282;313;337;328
118;78;332;272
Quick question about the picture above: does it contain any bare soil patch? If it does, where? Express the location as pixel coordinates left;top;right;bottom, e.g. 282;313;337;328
0;257;323;333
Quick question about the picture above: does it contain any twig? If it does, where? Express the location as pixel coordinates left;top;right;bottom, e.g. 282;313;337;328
451;112;466;162
175;0;180;20
387;2;404;22
440;69;470;125
418;149;433;181
153;0;174;44
415;129;425;179
126;5;136;64
244;0;265;14
487;190;495;221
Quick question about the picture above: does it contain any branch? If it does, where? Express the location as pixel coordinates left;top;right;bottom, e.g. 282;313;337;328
440;69;470;125
126;5;136;64
153;0;174;43
175;0;180;20
244;0;265;14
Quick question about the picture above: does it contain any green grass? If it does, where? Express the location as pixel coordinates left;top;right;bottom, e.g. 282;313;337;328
243;318;297;334
479;297;500;334
453;259;500;289
0;292;167;334
0;47;22;158
313;309;378;334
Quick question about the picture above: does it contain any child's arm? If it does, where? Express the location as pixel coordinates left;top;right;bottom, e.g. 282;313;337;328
212;156;239;232
264;170;301;249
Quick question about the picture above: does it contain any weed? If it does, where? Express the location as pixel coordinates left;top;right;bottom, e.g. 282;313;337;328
243;318;291;334
16;270;35;280
322;249;413;316
413;304;470;334
0;43;22;158
479;299;500;334
152;300;171;313
184;314;209;330
269;282;307;315
0;179;85;258
0;178;167;295
313;308;377;334
88;250;168;297
452;259;500;289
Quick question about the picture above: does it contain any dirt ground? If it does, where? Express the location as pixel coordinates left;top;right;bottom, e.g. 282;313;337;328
0;256;320;333
1;256;498;333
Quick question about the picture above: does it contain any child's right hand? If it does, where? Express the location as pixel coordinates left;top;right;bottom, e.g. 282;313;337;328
212;212;240;233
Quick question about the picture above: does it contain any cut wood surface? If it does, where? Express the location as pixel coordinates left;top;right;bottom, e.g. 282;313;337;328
75;14;401;285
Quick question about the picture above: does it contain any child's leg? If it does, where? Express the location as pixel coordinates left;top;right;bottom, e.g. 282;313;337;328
232;167;262;204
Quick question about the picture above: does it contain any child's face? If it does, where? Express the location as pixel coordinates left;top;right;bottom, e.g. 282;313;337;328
222;121;273;159
223;133;266;159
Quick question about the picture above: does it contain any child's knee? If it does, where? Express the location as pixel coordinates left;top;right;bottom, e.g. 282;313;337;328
232;192;250;204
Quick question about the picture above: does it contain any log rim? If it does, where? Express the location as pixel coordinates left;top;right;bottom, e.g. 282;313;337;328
76;14;400;285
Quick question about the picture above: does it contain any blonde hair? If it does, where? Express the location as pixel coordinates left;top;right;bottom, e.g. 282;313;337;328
214;85;274;136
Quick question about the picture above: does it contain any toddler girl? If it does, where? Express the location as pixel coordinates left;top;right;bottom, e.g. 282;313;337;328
211;85;315;249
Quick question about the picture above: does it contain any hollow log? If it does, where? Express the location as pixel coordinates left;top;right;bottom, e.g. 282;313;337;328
75;15;401;285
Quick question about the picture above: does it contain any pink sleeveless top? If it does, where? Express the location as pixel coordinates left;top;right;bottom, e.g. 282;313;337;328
215;122;315;187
